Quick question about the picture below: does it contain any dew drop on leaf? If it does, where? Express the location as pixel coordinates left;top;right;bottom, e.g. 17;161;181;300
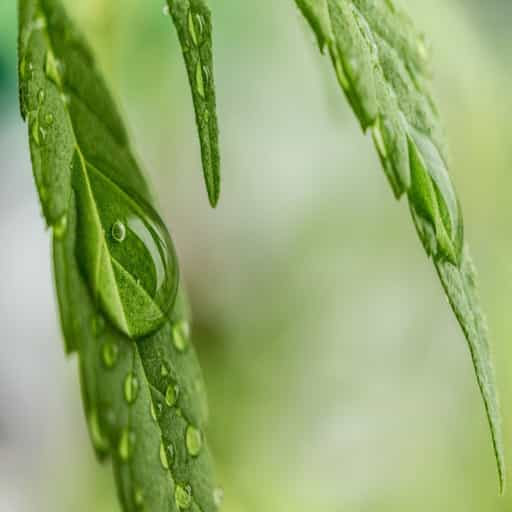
88;408;110;452
173;321;189;352
44;51;61;85
213;487;224;508
133;487;145;509
174;484;193;510
101;341;119;368
53;214;68;238
118;428;136;462
195;62;205;98
159;441;170;469
37;88;45;105
111;220;126;243
165;382;179;407
124;372;139;405
185;425;202;457
93;314;106;336
162;4;170;16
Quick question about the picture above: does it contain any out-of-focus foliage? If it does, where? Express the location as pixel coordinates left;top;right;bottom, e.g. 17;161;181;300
1;1;511;511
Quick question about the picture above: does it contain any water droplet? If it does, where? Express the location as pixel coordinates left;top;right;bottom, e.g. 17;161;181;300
213;487;224;508
27;61;34;80
134;487;145;508
195;62;205;98
118;428;136;462
165;382;179;407
38;126;48;144
53;214;68;238
93;315;106;336
102;341;119;368
88;409;110;452
61;93;70;106
175;484;193;510
43;112;54;127
160;363;170;377
185;425;202;457
166;442;175;463
37;88;46;105
173;321;190;352
162;4;170;16
30;117;40;146
111;220;126;242
160;441;169;469
124;373;139;405
188;10;199;46
372;118;387;159
195;14;205;37
33;16;47;31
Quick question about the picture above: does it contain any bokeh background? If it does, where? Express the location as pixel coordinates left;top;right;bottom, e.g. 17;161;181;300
1;1;512;510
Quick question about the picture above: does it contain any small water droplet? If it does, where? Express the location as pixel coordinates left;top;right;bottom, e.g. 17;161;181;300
166;442;175;463
195;14;205;37
61;93;70;106
30;117;40;146
88;409;110;452
165;382;179;407
195;62;205;99
185;425;202;457
37;88;46;105
111;220;126;242
43;112;54;127
160;441;169;469
102;341;119;368
44;51;61;85
188;10;199;46
173;321;190;352
124;373;139;405
175;484;193;510
162;4;170;16
213;487;224;508
33;16;47;31
53;214;68;238
118;428;136;462
160;363;169;377
134;487;145;508
38;125;48;144
93;315;106;336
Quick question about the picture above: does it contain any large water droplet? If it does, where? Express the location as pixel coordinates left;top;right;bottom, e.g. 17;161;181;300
173;321;189;352
185;425;202;457
124;373;139;405
102;341;119;368
165;382;179;407
118;428;136;462
175;484;193;510
213;487;224;508
74;168;180;338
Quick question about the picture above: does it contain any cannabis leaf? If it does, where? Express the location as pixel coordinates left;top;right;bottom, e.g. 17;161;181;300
295;0;505;490
167;0;221;208
19;0;220;509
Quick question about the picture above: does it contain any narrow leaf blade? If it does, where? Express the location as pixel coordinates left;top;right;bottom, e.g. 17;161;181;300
167;0;221;207
296;0;505;489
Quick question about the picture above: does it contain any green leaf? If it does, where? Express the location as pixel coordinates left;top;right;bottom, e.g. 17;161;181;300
19;0;220;509
167;0;221;208
18;0;179;339
296;0;505;490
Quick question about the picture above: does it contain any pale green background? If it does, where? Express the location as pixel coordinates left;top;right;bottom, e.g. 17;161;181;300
0;1;511;511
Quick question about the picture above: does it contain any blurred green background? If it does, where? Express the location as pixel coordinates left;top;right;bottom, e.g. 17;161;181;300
1;1;512;510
